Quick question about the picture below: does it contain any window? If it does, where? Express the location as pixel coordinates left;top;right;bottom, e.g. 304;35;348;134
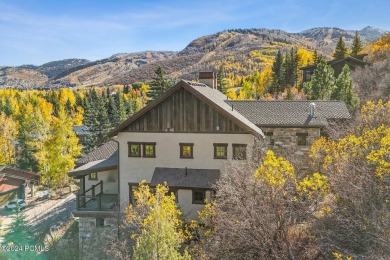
192;190;206;204
233;144;247;160
180;143;194;158
265;132;275;145
297;133;308;146
128;142;141;157
213;143;228;159
96;218;104;227
143;142;156;158
89;172;98;180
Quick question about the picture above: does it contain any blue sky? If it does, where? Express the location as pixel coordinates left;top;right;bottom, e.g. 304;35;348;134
1;0;389;66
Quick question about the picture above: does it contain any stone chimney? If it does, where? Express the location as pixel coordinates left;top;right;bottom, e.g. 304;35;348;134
309;102;316;117
199;72;217;89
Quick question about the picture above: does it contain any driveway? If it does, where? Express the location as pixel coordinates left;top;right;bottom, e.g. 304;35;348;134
0;194;76;242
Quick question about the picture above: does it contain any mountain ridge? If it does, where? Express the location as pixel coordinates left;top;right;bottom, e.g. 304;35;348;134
0;26;386;89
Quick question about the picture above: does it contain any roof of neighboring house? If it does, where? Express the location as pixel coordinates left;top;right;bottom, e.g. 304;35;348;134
72;125;89;136
150;167;220;189
108;80;264;139
0;166;39;194
225;100;351;127
0;166;39;181
69;152;118;178
300;56;368;70
76;140;118;165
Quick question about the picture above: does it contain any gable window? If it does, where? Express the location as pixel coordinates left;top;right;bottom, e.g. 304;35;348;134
192;190;206;204
128;142;141;157
180;143;194;159
89;172;98;180
143;142;156;158
297;133;308;146
233;144;247;160
213;143;228;159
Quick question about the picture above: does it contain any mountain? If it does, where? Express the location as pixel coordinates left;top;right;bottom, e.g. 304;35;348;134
0;26;387;89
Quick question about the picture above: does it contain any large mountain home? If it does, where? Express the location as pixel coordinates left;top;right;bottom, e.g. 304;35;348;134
69;72;350;246
301;55;368;84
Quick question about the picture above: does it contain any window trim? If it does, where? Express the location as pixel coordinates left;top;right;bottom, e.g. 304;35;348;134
232;144;247;160
89;172;98;180
128;142;142;157
192;189;206;204
142;142;156;158
296;133;309;146
213;143;228;159
179;143;194;159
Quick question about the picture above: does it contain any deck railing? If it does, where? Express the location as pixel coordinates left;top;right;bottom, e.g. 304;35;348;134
76;181;118;211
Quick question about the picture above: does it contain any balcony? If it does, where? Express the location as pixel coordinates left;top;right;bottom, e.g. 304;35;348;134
76;180;118;212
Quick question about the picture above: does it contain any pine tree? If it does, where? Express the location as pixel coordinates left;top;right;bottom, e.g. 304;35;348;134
313;49;320;64
303;58;336;100
351;31;363;57
2;207;38;259
148;67;172;100
84;89;111;151
333;36;349;59
108;92;119;127
332;65;360;112
272;50;284;94
116;92;127;122
217;64;227;93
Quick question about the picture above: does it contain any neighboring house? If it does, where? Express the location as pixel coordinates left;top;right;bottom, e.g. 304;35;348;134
72;125;89;147
301;55;368;84
0;166;39;205
69;72;350;247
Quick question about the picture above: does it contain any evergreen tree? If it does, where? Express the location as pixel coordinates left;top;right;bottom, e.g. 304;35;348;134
332;65;360;112
2;207;38;259
333;36;349;59
148;67;172;100
313;49;320;64
84;89;111;151
115;91;127;124
272;50;284;94
283;48;299;88
303;58;336;100
108;92;119;127
3;96;13;116
351;31;364;56
217;64;227;93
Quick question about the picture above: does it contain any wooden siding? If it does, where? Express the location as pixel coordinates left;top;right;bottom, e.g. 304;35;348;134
125;87;246;133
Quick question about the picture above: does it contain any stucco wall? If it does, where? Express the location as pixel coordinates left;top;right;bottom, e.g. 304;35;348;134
84;169;118;194
116;132;255;216
177;189;211;220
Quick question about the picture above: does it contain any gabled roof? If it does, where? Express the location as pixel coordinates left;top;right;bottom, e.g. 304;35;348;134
225;100;350;127
108;80;264;139
76;140;118;166
151;167;219;189
300;56;368;70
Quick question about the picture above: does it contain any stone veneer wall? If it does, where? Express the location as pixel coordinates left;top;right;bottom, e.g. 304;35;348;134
261;127;320;151
78;216;118;258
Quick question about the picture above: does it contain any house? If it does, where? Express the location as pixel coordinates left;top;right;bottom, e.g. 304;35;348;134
72;125;89;147
69;72;350;248
0;166;39;205
301;55;368;84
